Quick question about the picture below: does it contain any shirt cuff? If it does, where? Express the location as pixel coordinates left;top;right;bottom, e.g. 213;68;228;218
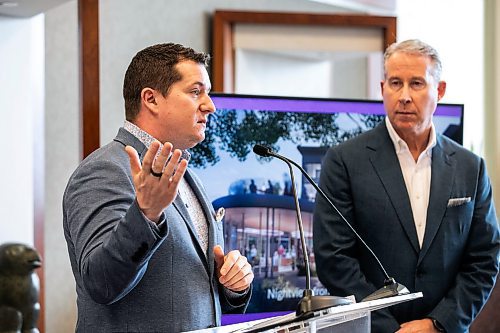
136;202;167;237
224;286;250;299
428;317;445;332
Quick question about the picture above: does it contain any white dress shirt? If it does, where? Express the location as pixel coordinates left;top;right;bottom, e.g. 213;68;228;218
385;117;436;248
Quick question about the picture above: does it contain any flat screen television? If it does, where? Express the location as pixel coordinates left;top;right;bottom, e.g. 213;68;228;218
189;93;464;325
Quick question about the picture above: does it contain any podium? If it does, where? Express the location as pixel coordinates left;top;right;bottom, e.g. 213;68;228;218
188;293;422;333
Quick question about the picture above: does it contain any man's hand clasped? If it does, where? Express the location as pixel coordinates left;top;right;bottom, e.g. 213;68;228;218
214;245;254;292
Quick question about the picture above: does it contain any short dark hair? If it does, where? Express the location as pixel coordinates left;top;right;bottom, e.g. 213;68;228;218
123;43;211;121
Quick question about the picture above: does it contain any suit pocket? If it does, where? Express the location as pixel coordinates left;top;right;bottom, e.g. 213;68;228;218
443;201;474;236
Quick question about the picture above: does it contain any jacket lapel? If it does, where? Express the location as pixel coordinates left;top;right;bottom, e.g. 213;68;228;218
183;169;217;276
171;189;211;266
368;124;420;254
418;136;455;263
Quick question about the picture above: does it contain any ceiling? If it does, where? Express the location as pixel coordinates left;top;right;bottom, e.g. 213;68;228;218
0;0;72;18
0;0;396;18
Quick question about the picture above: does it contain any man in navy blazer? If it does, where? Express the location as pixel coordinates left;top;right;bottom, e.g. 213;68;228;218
313;39;499;333
63;43;253;332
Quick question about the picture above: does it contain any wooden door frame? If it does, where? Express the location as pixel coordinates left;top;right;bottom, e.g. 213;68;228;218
212;10;397;93
79;0;100;159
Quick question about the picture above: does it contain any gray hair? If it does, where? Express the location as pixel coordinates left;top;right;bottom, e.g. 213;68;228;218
384;39;442;81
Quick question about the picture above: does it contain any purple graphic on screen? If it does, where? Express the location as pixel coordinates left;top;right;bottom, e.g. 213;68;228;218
211;95;463;117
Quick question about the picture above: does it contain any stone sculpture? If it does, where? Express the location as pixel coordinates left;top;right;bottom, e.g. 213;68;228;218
0;243;41;333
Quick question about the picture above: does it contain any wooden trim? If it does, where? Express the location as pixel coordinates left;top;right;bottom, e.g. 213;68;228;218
79;0;100;159
212;12;234;92
212;10;397;93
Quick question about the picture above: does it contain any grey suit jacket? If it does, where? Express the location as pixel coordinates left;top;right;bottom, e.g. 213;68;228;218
313;122;499;333
63;128;250;332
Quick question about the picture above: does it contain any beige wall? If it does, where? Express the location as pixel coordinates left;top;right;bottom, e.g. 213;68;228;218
484;0;500;215
0;15;42;245
44;2;79;332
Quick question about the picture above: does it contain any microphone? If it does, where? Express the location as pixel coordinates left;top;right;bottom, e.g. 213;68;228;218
253;144;409;308
252;145;353;317
252;144;272;157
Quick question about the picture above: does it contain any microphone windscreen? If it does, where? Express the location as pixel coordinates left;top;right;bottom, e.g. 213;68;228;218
253;144;271;157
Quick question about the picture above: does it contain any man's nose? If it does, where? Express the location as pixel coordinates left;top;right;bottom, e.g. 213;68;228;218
399;85;412;105
201;94;216;114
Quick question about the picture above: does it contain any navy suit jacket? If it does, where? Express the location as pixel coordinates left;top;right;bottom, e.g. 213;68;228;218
313;122;499;333
63;128;250;332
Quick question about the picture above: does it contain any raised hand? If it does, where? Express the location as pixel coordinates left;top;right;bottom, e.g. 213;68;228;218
125;141;188;222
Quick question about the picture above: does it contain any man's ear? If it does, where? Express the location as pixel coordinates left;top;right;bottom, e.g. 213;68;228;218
141;88;159;114
437;81;447;101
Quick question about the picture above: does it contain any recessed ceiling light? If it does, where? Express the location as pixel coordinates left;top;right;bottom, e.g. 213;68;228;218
0;2;18;7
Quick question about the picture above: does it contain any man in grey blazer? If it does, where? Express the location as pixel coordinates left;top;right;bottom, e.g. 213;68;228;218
63;43;253;332
313;39;499;333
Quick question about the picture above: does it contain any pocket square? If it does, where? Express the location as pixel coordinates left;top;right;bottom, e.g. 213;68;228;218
215;207;225;222
447;197;471;207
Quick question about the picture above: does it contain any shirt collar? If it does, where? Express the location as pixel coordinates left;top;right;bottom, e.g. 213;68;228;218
385;117;436;157
123;120;191;161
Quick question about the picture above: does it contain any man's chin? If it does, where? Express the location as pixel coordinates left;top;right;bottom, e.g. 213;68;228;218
392;119;416;130
185;135;205;149
196;133;206;143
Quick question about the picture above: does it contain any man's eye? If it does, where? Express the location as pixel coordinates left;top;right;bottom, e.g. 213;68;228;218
192;89;201;96
389;80;402;89
411;81;425;90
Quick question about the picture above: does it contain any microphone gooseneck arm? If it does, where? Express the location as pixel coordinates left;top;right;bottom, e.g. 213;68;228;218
253;144;353;317
274;152;392;281
253;144;409;306
272;154;311;291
